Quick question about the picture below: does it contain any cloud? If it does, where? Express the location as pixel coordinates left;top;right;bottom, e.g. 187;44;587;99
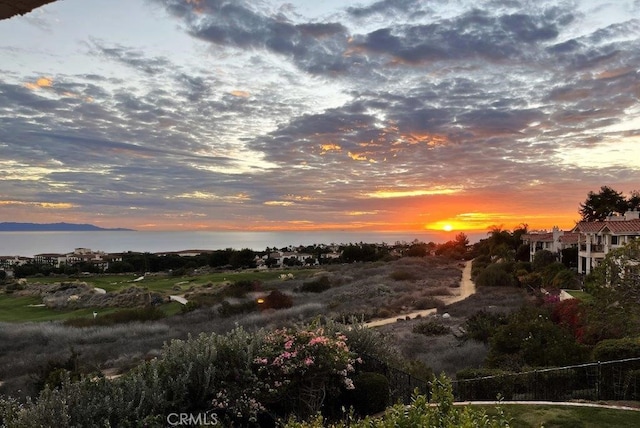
24;76;53;90
1;0;639;231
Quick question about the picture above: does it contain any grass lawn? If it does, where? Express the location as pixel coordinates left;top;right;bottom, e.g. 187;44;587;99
0;268;317;322
482;404;640;427
0;294;115;322
21;268;318;294
0;292;183;323
566;289;594;303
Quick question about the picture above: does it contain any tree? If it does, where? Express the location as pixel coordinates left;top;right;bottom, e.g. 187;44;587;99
629;190;640;212
532;250;556;272
579;186;628;221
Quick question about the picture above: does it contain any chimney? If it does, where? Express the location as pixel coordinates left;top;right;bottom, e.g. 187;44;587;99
625;210;640;221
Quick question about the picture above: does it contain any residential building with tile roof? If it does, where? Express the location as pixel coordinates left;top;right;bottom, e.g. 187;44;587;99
572;210;640;274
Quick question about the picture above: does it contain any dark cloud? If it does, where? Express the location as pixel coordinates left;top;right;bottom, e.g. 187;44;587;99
355;8;569;64
90;39;172;75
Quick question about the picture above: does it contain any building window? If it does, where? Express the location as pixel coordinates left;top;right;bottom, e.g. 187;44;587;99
611;236;619;245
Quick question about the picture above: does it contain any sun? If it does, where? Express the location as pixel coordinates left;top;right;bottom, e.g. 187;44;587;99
443;224;453;232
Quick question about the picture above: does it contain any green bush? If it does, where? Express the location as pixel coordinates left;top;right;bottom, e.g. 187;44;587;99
464;311;508;343
475;264;516;287
532;250;556;272
284;375;511;428
593;337;640;361
455;368;517;400
343;372;389;416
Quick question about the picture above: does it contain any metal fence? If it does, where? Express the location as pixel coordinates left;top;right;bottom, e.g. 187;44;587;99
361;354;430;404
452;357;640;402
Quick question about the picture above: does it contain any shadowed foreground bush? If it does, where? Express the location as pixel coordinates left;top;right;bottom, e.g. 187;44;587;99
0;320;398;427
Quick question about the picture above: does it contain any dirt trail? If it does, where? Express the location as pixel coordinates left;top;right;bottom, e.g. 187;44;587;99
365;259;474;328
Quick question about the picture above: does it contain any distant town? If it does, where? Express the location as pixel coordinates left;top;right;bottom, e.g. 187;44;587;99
2;209;640;278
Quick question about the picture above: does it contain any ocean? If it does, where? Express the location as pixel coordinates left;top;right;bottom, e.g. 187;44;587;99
0;230;487;258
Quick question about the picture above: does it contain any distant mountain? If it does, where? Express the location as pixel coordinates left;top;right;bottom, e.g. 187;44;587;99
0;222;134;232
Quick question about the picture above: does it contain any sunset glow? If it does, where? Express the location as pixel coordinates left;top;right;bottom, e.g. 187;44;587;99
0;0;638;233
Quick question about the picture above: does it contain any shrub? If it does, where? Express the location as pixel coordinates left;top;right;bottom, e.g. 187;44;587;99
283;375;511;427
225;279;262;298
412;320;449;336
63;307;166;327
475;264;516;287
486;306;588;370
342;372;389;416
532;250;556;272
550;299;585;342
339;320;403;371
261;290;293;310
551;269;581;289
252;324;358;419
389;270;418;281
464;311;508;343
414;296;440;310
218;300;258;317
593;337;640;361
299;276;331;293
404;359;434;382
455;368;517;400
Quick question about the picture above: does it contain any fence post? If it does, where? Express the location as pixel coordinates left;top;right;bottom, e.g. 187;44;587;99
596;361;601;401
533;369;538;400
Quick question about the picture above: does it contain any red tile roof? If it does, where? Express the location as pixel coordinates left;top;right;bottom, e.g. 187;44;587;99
601;219;640;234
522;232;554;242
573;221;606;233
559;232;580;244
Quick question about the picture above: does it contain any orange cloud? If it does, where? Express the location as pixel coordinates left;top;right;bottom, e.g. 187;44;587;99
348;151;367;161
400;132;449;147
320;143;341;154
24;77;53;90
366;187;461;198
230;90;250;98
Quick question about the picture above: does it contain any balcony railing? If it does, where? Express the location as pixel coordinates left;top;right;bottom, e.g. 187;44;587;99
579;244;604;252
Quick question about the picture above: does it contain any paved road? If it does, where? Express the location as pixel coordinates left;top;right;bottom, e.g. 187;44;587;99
365;260;474;328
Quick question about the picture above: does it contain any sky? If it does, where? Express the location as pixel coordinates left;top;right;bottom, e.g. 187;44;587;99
1;0;639;233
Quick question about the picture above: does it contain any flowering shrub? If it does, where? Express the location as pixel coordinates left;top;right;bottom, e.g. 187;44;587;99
253;325;359;418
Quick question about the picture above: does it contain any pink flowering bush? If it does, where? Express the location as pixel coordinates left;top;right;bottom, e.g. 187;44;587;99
253;324;359;418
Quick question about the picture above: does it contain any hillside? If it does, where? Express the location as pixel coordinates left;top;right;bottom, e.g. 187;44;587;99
0;222;133;232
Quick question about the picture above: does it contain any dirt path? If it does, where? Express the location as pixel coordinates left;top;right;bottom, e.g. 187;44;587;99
365;260;474;328
442;259;474;305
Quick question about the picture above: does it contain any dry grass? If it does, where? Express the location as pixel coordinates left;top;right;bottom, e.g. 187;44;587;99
376;284;527;377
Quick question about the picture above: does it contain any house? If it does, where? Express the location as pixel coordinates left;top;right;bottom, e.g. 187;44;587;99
33;253;68;268
521;226;579;263
0;255;32;269
572;210;640;274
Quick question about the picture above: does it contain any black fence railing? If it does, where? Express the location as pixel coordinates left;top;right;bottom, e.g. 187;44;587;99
452;357;640;402
361;354;430;404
